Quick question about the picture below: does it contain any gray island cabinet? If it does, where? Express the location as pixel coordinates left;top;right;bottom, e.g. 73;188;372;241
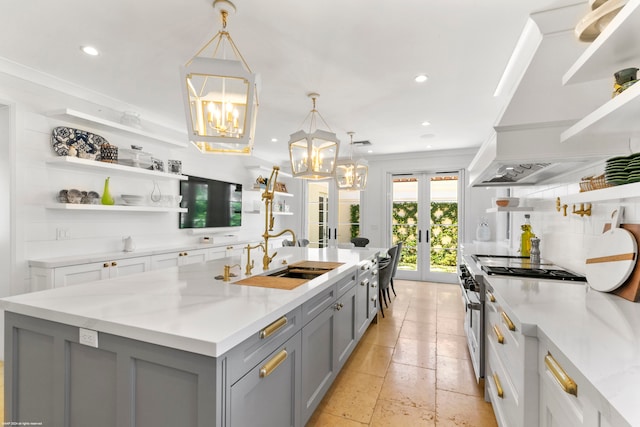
2;247;379;427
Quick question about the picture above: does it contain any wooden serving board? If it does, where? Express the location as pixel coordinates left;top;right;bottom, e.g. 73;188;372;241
602;223;640;302
289;261;344;270
234;276;309;291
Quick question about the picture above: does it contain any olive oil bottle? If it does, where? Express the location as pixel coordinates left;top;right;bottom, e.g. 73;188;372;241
520;214;535;257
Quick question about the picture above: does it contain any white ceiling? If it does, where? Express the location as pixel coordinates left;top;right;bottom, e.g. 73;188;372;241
0;0;572;163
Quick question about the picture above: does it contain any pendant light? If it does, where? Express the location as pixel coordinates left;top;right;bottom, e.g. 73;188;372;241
289;93;340;180
180;0;259;155
335;131;368;190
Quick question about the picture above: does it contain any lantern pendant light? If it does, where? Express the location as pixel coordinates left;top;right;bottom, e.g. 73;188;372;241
335;131;368;190
288;93;340;180
180;0;259;155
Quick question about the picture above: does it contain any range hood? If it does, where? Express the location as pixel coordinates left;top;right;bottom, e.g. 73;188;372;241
468;120;626;186
468;2;630;187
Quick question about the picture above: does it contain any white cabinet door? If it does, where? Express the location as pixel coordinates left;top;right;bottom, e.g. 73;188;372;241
181;249;208;265
108;256;151;278
53;262;110;287
150;252;181;270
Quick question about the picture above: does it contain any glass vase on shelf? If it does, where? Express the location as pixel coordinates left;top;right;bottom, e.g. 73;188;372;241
475;217;491;242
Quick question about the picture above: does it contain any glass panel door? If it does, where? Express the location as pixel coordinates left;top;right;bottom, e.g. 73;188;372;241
391;172;459;282
337;189;361;246
306;181;330;248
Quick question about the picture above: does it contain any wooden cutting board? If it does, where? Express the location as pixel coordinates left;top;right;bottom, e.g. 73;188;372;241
289;261;344;270
602;223;640;302
234;276;309;290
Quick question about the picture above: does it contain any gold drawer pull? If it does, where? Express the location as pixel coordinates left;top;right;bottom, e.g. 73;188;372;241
501;311;515;331
493;325;504;344
259;316;288;339
492;372;504;398
487;291;496;303
545;352;577;396
103;263;109;268
259;349;288;378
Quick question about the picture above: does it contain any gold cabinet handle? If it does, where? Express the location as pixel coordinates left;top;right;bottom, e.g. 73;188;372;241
487;291;496;303
103;263;109;268
501;311;515;331
111;261;117;267
259;349;288;378
545;352;577;396
259;316;288;339
492;372;504;398
493;324;504;344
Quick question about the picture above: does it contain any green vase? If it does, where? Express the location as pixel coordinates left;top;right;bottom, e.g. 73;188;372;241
101;177;115;205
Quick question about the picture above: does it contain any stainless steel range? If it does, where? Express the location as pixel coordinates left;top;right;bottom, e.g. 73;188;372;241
458;253;586;383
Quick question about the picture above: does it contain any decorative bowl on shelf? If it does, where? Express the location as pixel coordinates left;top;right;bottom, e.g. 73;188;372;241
493;197;519;207
121;194;146;206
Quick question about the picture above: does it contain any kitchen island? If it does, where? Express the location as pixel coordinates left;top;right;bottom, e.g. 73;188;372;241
1;247;380;427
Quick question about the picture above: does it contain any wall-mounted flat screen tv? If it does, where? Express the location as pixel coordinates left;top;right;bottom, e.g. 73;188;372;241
179;175;242;229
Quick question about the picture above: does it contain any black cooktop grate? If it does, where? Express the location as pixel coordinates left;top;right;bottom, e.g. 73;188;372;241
482;266;586;282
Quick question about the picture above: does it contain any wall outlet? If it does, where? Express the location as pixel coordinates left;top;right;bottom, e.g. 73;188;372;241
56;227;71;240
79;328;98;348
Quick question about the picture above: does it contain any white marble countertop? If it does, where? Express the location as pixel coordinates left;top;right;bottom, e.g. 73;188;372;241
28;238;260;268
486;275;640;426
3;247;379;358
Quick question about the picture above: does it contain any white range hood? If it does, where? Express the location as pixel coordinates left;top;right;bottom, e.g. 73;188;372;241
468;2;631;187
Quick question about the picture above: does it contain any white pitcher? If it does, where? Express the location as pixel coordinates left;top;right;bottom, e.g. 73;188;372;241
123;236;136;252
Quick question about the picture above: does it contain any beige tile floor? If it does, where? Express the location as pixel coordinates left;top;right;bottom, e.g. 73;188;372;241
307;280;498;427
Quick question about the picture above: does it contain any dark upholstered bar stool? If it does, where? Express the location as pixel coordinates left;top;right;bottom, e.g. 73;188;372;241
389;241;403;296
351;237;370;247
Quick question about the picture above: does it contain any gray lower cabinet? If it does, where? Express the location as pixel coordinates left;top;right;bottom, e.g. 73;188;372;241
301;277;358;424
356;257;378;339
5;312;219;427
228;331;302;427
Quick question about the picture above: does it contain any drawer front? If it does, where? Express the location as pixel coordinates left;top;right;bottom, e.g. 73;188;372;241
538;338;586;427
302;284;337;325
336;269;357;297
486;300;524;392
487;340;519;427
227;306;302;384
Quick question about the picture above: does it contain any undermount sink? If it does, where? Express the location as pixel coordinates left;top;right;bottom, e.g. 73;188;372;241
266;261;344;279
234;261;345;290
267;266;332;280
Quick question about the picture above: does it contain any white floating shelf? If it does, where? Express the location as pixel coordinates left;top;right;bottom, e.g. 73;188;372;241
486;207;534;213
47;156;187;180
563;0;640;85
46;204;187;213
561;81;640;144
274;191;293;198
272;212;294;216
47;108;188;148
562;181;640;203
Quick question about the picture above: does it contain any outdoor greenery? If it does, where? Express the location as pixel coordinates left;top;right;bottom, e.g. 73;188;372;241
392;201;458;273
350;204;360;239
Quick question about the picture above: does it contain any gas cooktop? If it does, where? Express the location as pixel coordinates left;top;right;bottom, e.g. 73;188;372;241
472;254;586;282
481;266;586;282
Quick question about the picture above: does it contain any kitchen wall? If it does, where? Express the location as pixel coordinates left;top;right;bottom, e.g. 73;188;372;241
510;161;638;275
0;69;297;296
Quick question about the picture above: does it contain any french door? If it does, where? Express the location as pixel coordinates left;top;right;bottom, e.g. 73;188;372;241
305;181;362;248
391;172;460;283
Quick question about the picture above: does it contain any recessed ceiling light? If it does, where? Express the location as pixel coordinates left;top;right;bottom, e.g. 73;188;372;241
421;121;431;127
415;74;428;83
271;138;278;142
81;46;100;56
367;150;373;154
426;145;432;149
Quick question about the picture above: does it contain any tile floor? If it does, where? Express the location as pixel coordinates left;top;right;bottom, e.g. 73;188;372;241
307;280;498;427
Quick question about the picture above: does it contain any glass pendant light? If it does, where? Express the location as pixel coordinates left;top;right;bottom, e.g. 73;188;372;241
335;132;368;190
288;93;340;180
180;0;259;155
